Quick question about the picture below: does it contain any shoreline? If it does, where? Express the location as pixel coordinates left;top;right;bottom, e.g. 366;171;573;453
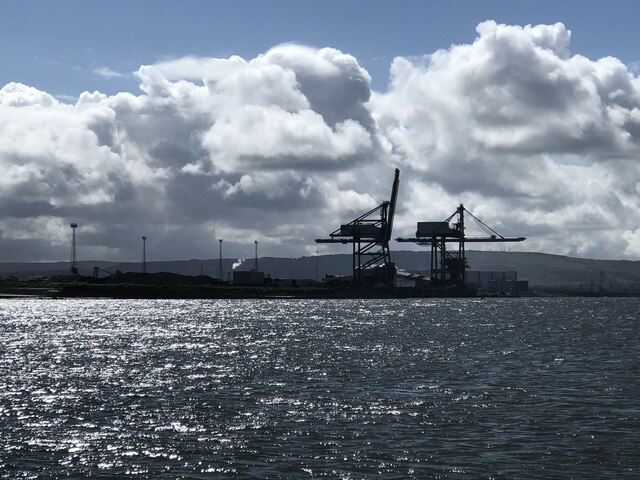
1;281;637;300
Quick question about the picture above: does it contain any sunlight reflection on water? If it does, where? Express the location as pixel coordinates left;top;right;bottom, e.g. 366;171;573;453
0;297;638;478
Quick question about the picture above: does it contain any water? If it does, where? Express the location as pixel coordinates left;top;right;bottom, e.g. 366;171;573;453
0;297;638;478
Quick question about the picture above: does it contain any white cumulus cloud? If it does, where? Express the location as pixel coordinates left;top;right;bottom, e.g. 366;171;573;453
2;26;640;262
371;20;640;259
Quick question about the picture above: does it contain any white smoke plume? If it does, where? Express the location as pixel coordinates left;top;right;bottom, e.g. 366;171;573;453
232;259;244;271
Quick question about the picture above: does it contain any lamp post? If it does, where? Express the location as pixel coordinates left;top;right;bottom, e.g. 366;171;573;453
219;239;223;281
142;236;147;273
254;240;258;271
70;223;78;275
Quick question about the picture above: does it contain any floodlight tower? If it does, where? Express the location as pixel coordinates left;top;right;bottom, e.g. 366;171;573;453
254;240;258;271
70;223;78;275
141;236;147;273
219;239;223;281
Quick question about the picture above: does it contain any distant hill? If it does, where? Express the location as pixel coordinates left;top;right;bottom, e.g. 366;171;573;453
1;251;639;288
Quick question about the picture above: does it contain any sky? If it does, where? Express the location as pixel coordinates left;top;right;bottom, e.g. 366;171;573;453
2;0;640;262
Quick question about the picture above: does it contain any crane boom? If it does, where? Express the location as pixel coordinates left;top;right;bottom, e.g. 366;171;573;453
385;168;400;242
398;236;526;243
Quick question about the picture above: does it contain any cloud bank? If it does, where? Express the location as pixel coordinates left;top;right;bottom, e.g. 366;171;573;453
1;21;640;262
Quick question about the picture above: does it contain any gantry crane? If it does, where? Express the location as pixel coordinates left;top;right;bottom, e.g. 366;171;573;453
397;204;525;287
316;169;400;286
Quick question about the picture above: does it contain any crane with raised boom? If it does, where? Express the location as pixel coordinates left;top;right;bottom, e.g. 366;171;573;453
316;169;400;286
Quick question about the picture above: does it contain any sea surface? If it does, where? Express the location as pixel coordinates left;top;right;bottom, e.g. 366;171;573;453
0;297;638;479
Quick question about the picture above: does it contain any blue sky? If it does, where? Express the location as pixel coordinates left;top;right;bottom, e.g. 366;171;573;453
2;0;639;97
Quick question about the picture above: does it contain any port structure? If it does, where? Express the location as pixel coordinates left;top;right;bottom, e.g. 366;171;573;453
397;204;525;287
316;169;400;286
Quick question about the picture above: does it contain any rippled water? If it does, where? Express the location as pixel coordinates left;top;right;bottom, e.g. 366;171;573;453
0;297;638;478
